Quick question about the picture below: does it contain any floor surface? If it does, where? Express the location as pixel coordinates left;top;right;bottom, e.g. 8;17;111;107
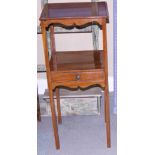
37;101;117;155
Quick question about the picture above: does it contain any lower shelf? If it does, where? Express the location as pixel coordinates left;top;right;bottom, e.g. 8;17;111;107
49;50;104;71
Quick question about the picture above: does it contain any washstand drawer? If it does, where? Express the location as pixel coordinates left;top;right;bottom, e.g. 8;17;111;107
51;71;104;82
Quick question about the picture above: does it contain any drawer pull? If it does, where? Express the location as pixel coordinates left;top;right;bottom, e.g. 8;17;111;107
76;75;80;80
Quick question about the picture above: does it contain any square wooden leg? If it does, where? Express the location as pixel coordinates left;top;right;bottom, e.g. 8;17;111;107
104;95;107;123
105;87;111;148
49;90;60;149
56;88;62;124
102;21;111;148
41;23;60;149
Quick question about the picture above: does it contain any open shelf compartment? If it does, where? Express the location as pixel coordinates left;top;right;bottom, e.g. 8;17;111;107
49;50;104;72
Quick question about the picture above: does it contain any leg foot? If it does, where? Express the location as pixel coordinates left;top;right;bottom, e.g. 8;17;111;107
49;90;60;149
105;88;111;148
104;94;107;123
106;121;111;148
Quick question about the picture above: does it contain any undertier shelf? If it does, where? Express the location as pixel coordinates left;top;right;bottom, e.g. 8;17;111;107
49;50;104;71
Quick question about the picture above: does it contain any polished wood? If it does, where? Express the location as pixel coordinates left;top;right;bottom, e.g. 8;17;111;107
41;22;60;149
49;90;60;149
40;2;109;28
51;69;105;89
40;2;109;20
40;1;110;150
56;88;62;124
51;24;62;124
102;20;111;148
49;50;103;71
50;26;57;70
51;70;104;83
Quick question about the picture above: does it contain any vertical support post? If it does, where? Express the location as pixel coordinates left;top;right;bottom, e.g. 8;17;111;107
92;0;99;50
41;22;60;149
56;88;62;124
50;26;62;124
102;19;111;148
50;26;57;70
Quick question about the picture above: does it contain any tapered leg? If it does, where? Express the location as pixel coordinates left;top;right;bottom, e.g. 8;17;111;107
104;94;107;123
102;20;111;148
56;88;62;124
41;23;60;149
105;87;111;147
49;89;60;149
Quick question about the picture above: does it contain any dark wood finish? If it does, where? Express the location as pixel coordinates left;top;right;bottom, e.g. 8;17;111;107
40;1;111;150
40;2;109;22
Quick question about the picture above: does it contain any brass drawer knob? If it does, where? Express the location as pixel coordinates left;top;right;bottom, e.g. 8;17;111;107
76;74;80;80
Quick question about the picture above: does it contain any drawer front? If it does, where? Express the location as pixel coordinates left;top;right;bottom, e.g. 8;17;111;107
51;71;104;83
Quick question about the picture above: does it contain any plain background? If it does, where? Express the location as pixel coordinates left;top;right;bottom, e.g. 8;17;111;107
0;0;155;155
